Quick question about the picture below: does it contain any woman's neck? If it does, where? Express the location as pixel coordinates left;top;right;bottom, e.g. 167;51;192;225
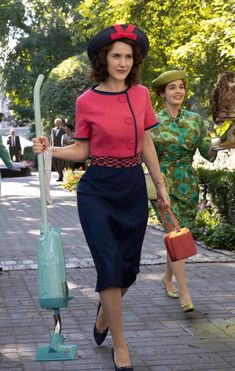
96;79;127;93
165;102;182;118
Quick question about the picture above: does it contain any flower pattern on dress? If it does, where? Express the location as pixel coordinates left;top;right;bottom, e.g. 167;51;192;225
152;109;215;229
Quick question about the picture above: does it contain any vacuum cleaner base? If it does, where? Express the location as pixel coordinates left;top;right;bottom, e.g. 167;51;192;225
35;333;77;361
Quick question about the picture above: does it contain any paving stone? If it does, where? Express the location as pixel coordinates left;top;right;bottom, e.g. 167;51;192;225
1;174;235;370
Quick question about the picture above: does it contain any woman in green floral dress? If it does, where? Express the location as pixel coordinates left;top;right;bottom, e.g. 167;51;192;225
151;70;217;312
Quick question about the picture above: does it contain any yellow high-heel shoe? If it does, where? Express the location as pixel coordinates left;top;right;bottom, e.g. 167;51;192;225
181;303;195;313
162;279;179;299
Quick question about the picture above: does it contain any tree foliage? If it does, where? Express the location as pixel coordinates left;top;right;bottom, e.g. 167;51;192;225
41;53;90;132
74;0;235;116
0;0;84;120
0;0;27;47
0;0;234;123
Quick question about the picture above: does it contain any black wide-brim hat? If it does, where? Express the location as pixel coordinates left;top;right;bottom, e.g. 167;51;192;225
87;24;149;61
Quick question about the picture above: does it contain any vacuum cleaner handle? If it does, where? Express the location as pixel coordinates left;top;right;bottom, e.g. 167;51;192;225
33;74;48;227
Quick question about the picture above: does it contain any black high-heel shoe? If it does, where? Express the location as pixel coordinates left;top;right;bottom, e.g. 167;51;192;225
111;347;134;370
93;302;109;345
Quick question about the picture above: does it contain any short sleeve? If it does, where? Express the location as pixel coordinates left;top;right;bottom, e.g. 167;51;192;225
74;97;90;140
144;88;158;130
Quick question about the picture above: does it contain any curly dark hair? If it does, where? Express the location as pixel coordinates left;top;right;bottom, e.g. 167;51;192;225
88;39;144;85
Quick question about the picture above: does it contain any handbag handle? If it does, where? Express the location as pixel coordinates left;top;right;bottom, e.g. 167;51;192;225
159;206;181;232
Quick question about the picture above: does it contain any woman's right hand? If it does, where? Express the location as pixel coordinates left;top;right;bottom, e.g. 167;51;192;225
32;136;49;154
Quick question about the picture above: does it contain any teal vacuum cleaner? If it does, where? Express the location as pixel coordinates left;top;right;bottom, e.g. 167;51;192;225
34;74;77;361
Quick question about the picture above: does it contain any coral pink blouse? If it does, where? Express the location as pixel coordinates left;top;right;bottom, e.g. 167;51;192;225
74;84;157;157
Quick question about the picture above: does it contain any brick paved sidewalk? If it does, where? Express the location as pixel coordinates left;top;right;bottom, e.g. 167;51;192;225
1;263;235;371
0;173;235;370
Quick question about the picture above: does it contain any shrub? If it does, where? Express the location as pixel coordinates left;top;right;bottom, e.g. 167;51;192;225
197;167;235;226
193;209;235;251
22;146;35;162
62;168;85;193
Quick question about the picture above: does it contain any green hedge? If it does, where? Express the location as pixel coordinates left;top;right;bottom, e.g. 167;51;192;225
197;167;235;226
193;168;235;251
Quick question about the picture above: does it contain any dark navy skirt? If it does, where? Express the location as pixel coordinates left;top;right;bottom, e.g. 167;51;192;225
77;164;148;292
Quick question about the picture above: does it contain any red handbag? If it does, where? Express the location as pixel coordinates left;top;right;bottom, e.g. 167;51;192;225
159;207;197;262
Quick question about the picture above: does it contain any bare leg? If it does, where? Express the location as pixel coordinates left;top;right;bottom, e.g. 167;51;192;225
162;255;178;292
166;255;193;306
96;288;128;331
99;287;131;367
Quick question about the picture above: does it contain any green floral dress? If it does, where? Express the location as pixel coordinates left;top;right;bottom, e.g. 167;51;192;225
152;109;215;230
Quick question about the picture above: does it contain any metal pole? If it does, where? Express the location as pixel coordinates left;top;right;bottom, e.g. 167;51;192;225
33;74;48;227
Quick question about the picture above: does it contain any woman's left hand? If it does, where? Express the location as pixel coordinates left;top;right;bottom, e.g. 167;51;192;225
156;183;170;208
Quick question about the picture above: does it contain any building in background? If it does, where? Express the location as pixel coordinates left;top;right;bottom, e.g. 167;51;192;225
0;76;30;138
0;75;13;131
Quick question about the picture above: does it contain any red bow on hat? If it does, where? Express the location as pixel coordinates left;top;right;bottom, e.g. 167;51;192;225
111;24;137;41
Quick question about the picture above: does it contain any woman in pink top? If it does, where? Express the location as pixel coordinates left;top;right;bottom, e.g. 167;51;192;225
33;24;170;370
